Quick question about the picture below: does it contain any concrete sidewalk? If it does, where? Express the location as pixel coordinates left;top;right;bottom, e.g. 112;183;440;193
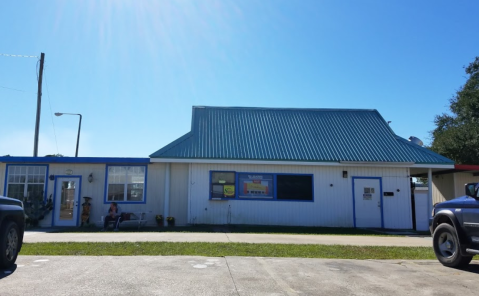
23;231;433;247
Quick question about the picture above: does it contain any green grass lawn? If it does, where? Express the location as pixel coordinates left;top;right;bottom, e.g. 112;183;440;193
20;242;436;260
46;225;416;236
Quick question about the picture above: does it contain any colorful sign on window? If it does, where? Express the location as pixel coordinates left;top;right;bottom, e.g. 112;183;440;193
238;174;274;198
224;185;235;197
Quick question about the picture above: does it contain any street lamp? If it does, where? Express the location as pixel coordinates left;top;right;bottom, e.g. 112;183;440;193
55;112;82;157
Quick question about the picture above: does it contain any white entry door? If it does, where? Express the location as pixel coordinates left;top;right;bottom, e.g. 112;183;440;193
354;178;382;228
54;177;80;226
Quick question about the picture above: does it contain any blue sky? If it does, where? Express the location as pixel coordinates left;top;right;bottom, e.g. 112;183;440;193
1;1;478;157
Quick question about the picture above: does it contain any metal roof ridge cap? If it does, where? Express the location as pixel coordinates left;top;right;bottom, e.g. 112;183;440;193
191;105;377;112
340;160;415;166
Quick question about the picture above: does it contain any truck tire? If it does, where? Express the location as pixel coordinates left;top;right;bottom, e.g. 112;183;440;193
433;223;473;268
0;221;20;269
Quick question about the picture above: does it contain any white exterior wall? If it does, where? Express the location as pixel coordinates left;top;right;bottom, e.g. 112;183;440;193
432;174;455;204
188;163;412;229
168;163;189;225
453;173;479;197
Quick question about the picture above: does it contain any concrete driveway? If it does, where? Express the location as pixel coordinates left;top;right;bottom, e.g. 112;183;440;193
2;256;478;295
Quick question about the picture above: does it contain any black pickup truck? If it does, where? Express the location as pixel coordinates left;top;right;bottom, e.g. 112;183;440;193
430;183;479;267
0;195;25;269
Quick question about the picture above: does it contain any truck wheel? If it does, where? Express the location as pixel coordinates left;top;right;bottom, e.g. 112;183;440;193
433;223;473;268
0;221;20;269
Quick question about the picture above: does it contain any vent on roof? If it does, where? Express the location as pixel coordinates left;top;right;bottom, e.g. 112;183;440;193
408;136;423;146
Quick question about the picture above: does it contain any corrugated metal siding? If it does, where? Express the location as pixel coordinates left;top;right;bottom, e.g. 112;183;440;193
151;107;453;165
145;163;166;225
453;173;479;198
188;163;411;229
432;174;455;204
169;163;189;225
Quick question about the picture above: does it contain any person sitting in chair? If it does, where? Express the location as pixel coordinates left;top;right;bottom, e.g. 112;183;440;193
102;202;122;231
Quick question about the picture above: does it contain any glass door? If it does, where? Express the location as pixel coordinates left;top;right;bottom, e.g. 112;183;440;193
54;177;80;226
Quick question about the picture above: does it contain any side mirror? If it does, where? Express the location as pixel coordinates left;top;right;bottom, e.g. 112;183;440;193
465;183;477;197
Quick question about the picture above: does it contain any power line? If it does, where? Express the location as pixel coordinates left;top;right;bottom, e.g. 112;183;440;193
0;85;27;92
0;53;38;58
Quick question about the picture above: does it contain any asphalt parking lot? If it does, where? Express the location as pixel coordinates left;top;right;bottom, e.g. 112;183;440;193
2;256;478;296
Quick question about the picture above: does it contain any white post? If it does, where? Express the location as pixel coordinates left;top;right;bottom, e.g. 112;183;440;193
427;169;432;215
164;163;171;226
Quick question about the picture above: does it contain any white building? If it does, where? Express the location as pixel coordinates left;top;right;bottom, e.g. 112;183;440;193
0;106;455;229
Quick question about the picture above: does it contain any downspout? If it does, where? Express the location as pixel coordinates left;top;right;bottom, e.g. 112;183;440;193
164;163;171;226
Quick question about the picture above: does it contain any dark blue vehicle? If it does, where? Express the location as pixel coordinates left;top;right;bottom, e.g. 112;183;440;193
0;195;25;269
430;183;479;267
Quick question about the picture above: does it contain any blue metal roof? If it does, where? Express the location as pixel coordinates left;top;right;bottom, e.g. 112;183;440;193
150;106;453;164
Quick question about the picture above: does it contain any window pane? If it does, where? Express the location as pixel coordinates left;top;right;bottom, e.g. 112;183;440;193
277;175;313;201
7;184;24;200
27;184;45;200
108;184;125;201
127;184;143;201
7;165;46;201
211;172;236;198
212;185;224;198
107;166;145;202
212;172;235;184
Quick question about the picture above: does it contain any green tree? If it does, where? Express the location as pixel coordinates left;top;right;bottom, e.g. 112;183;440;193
430;57;479;164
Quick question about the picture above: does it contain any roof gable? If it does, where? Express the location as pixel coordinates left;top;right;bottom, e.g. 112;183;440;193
150;106;453;164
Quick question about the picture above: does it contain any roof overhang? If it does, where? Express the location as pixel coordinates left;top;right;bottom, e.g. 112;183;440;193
150;158;454;169
410;164;479;178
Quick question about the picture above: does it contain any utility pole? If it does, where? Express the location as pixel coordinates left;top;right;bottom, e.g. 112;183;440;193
33;52;45;157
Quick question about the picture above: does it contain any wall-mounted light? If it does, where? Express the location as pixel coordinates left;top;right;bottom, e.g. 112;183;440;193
88;173;93;183
49;175;55;181
342;171;348;178
330;184;333;187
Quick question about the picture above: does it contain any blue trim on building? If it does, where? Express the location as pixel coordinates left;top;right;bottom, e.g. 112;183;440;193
0;156;150;164
351;176;384;228
103;165;148;204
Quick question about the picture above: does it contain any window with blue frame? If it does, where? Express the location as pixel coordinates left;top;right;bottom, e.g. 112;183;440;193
210;171;236;198
276;174;313;201
107;166;146;202
6;165;47;200
209;171;313;201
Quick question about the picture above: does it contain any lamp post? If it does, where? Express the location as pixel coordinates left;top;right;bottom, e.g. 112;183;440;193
55;112;82;157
